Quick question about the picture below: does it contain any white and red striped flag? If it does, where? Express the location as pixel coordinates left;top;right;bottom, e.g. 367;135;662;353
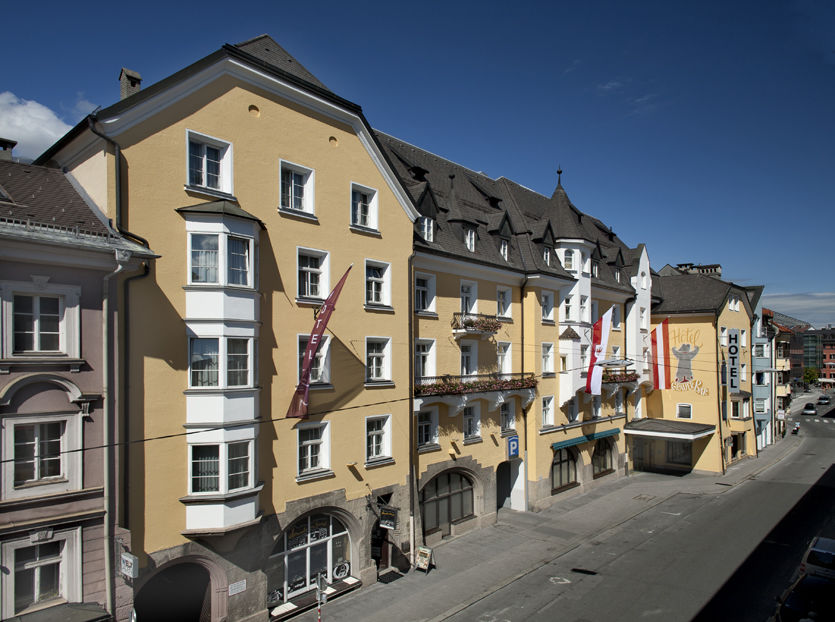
286;264;352;419
585;307;613;395
651;318;672;390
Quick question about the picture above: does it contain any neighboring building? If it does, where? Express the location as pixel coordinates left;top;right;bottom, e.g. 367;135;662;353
769;310;812;382
626;271;758;473
765;309;794;435
821;327;835;385
0;150;153;620
750;289;776;449
38;37;418;621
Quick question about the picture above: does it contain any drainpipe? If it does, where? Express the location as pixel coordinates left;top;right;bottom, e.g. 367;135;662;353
407;252;416;566
87;115;153;608
520;276;529;512
102;250;130;616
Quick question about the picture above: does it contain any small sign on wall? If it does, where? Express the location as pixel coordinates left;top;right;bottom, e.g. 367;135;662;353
121;552;139;579
229;579;247;596
507;435;519;459
379;506;398;530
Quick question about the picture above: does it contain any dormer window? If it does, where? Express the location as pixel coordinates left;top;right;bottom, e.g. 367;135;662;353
500;239;509;261
464;227;476;252
543;246;552;266
615;269;621;283
419;217;434;242
592;260;599;278
563;250;574;271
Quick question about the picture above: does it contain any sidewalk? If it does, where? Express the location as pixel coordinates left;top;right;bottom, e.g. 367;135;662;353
296;434;801;622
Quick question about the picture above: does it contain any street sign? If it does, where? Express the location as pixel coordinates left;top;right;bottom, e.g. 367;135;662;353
507;435;519;459
379;506;398;530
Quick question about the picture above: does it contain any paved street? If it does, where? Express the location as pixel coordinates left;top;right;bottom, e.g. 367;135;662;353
297;390;834;622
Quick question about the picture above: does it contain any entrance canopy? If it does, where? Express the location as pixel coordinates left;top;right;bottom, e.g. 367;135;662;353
624;418;715;440
551;427;620;452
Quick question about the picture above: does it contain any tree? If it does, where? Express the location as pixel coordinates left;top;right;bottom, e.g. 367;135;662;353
803;367;819;385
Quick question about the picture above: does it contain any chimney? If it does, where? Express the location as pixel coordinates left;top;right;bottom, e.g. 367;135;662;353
119;68;142;100
0;138;16;161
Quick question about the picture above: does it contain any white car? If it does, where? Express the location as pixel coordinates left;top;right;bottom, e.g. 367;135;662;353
802;403;817;415
800;536;835;581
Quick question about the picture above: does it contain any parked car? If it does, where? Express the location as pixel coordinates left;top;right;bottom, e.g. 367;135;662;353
818;395;831;406
802;403;817;415
776;574;835;622
800;536;835;580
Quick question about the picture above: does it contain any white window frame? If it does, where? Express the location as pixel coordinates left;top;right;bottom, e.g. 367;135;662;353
365;337;392;383
463;404;481;440
364;259;391;307
612;345;621;359
741;329;747;347
496;286;512;319
279;160;315;214
414;272;436;313
563;249;574;271
1;412;82;501
418;216;434;242
500;401;516;432
563;295;573;322
542;395;554;427
677;403;692;419
464;227;476;252
580;345;589;368
365;415;392;463
414;339;436;381
186;130;233;195
188;232;254;288
297;422;331;475
612;305;621;330
0;527;81;618
189;336;254;388
460;281;478;315
497;342;512;376
297;247;330;301
580;296;588;322
460;340;478;376
499;238;509;261
1;280;81;359
350;183;378;230
640;307;648;330
543;246;552;266
741;363;747;381
542;342;554;374
541;290;554;322
720;327;728;346
592;260;599;277
298;334;331;385
188;440;253;495
754;398;768;414
416;407;439;447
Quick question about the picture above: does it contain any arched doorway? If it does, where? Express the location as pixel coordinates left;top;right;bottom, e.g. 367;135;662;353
134;562;210;622
496;462;511;509
270;513;351;602
420;471;474;537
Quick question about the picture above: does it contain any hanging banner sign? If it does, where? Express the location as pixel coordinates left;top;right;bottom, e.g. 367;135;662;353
379;506;398;530
727;329;740;394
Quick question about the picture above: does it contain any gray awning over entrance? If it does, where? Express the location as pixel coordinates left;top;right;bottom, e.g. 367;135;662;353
623;418;715;440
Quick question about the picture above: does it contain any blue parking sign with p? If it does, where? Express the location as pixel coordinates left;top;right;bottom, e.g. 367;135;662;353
507;435;519;458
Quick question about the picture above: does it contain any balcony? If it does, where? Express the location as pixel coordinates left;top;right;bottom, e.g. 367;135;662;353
602;371;640;384
415;372;536;397
451;313;502;338
414;372;538;414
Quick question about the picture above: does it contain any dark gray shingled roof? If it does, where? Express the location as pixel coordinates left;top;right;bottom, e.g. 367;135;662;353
176;199;265;228
652;273;756;316
625;418;715;437
233;35;331;92
0;159;154;256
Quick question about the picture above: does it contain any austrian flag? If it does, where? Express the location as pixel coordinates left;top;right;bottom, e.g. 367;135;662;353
651;318;672;390
585;307;613;395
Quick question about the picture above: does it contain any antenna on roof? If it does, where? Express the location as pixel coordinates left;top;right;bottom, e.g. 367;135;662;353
556;166;563;188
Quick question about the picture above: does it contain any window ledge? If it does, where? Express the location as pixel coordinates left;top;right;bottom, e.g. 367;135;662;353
415;311;439;318
418;443;441;454
182;284;257;293
183;386;260;395
364;457;395;469
1;357;86;373
296;296;326;307
542;372;556;378
593;468;615;480
463;437;483;445
551;482;580;495
0;486;103;508
349;224;382;237
296;469;335;483
542;319;556;326
278;207;319;222
500;429;517;438
364;380;395;388
309;383;334;392
184;184;238;202
498;316;513;323
364;304;395;313
179;482;264;504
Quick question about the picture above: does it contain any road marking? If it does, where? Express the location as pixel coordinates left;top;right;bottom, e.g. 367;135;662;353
550;576;572;585
661;512;682;516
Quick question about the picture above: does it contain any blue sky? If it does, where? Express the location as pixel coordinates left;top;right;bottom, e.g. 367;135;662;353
3;0;834;326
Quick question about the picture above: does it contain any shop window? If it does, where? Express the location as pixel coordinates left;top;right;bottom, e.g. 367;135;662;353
592;438;614;478
420;471;474;536
551;448;578;493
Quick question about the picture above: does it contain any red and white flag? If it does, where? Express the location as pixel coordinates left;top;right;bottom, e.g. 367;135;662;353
286;265;352;419
585;307;613;395
651;318;672;390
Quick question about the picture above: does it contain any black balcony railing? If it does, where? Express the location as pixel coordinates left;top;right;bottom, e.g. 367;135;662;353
414;372;537;397
451;312;502;334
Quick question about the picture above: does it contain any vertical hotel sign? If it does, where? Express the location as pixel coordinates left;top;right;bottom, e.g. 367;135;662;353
727;328;740;394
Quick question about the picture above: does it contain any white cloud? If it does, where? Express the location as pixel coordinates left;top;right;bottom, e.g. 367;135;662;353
0;92;71;160
597;80;624;92
761;292;835;329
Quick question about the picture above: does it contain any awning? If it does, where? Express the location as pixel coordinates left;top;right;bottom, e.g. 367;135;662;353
551;427;620;451
624;418;715;440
